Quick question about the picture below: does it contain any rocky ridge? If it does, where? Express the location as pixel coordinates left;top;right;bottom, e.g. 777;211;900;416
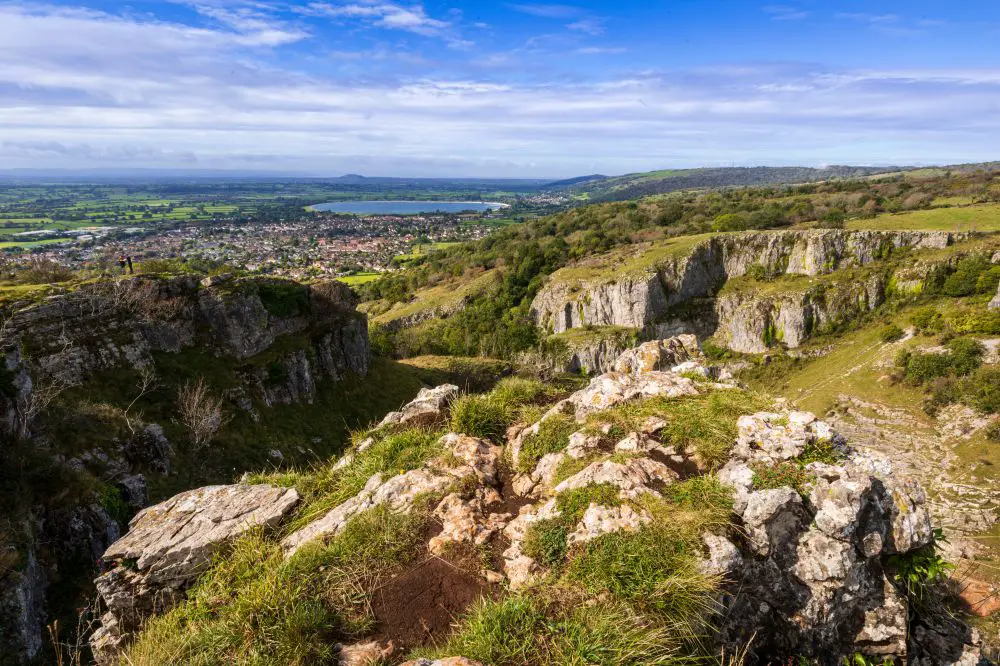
89;336;985;665
530;229;978;352
0;274;372;664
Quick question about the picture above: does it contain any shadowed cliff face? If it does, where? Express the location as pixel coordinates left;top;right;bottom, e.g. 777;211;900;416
530;230;972;352
0;274;372;665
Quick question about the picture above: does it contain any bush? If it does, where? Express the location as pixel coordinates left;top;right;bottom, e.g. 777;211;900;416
903;353;952;383
909;306;942;332
946;337;985;376
962;367;1000;414
879;324;904;343
942;256;990;297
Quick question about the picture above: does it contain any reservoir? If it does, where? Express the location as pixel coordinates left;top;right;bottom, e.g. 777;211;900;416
310;200;507;215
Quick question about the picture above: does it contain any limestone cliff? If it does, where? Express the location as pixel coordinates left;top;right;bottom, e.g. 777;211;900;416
0;274;371;665
531;230;974;351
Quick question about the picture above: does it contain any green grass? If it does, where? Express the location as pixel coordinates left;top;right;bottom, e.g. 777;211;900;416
849;203;1000;231
585;389;772;469
0;237;73;249
449;377;555;442
517;414;577;473
125;506;430;665
371;270;499;326
49;355;452;503
335;272;382;286
550;235;712;286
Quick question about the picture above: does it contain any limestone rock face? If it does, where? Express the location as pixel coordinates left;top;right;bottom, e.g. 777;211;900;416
91;484;300;663
5;276;370;389
379;384;460;428
716;414;944;661
531;229;967;349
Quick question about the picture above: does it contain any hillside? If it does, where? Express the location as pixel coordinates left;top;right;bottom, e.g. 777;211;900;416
79;338;981;665
0;271;511;664
3;166;1000;665
547;165;907;202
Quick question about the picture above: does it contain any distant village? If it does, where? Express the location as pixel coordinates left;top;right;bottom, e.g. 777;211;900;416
1;209;505;281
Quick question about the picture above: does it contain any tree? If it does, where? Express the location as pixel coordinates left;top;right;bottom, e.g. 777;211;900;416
175;378;229;450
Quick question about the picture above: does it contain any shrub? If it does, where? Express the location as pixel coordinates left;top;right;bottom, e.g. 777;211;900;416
909;306;942;332
946;337;984;376
962;367;1000;414
746;263;768;281
942;256;990;297
879;324;904;343
886;533;954;609
902;352;953;384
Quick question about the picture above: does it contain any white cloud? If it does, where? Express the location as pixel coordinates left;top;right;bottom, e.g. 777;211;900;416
576;46;625;55
762;5;808;21
508;3;580;19
301;1;457;40
567;18;603;35
1;3;999;176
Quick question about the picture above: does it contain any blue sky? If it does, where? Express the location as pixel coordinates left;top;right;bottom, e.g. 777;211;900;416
1;0;1000;176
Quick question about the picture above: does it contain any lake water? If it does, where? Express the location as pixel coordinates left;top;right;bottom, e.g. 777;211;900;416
310;200;506;215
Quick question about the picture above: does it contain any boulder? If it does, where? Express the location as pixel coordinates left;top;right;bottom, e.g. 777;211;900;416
378;384;460;428
990;281;1000;310
612;335;701;375
91;484;300;663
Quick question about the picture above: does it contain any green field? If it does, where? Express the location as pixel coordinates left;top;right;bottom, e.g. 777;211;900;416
335;272;382;286
849;204;1000;231
0;238;73;249
393;241;463;263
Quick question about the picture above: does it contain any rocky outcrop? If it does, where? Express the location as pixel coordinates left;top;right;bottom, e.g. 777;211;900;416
713;273;888;353
91;484;300;663
6;275;369;390
87;338;985;665
531;229;969;350
991;281;1000;310
281;432;502;558
378;384;460;429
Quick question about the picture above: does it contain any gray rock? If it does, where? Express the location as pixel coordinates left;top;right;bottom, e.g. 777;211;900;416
531;230;968;337
91;484;300;663
378;384;460;428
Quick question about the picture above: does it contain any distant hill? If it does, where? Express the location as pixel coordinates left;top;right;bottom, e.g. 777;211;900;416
541;174;609;188
547;165;909;201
